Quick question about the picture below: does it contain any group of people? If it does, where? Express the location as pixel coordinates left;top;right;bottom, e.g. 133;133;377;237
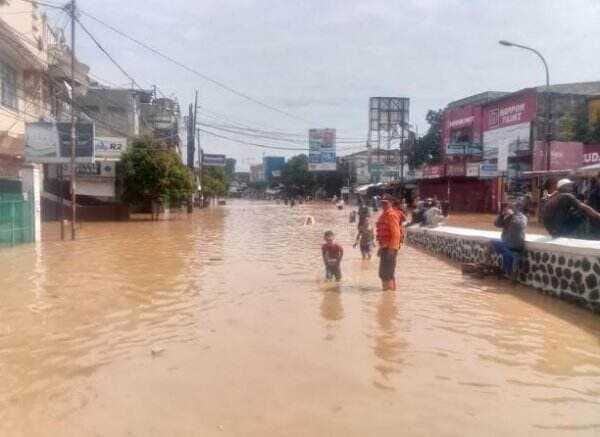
322;194;406;291
540;177;600;239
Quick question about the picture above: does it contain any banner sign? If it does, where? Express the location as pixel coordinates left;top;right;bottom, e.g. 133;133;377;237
466;162;480;177
479;163;498;178
422;164;444;179
94;137;127;160
308;128;336;171
446;142;483;156
446;163;466;177
202;154;226;167
25;121;95;163
532;141;584;172
483;89;537;131
583;144;600;165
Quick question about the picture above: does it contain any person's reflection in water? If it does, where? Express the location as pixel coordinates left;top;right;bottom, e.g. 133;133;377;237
373;290;406;391
320;285;344;340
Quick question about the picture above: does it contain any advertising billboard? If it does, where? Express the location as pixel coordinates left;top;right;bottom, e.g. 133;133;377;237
202;154;226;167
25;122;95;163
422;164;444;179
443;104;484;157
482;122;531;161
483;89;537;131
532;141;584;172
308;128;336;171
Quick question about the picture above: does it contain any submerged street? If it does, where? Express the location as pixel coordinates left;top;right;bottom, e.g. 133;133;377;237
0;200;599;436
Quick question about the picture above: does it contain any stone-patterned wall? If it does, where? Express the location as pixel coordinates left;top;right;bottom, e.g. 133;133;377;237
406;228;600;313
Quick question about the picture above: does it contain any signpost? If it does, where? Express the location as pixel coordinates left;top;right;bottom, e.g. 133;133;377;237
308;128;336;171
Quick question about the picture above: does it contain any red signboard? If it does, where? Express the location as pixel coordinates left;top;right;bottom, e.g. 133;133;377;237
533;141;584;171
583;144;600;165
422;164;445;179
442;104;484;150
483;89;537;131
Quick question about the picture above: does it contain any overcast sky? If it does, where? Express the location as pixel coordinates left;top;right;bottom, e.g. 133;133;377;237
47;0;600;169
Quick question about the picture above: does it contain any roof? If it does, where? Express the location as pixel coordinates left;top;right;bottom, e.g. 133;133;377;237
447;91;509;109
536;81;600;95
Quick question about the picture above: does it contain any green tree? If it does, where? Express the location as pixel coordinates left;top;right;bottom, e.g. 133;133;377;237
281;154;316;196
574;114;589;142
121;135;194;218
408;109;442;168
202;167;229;197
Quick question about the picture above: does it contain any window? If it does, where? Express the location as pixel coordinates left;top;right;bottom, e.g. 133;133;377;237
1;62;18;110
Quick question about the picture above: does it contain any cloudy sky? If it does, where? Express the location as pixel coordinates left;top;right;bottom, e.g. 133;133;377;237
47;0;600;169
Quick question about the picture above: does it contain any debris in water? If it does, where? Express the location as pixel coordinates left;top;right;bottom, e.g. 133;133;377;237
150;347;165;357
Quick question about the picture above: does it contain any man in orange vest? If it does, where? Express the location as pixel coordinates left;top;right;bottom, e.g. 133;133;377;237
376;194;404;291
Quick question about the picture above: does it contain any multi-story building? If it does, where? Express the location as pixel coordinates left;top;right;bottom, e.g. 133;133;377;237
249;163;264;183
425;81;600;213
0;1;89;176
339;148;405;185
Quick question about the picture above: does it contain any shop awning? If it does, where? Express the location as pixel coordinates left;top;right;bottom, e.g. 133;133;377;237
521;169;573;177
575;163;600;177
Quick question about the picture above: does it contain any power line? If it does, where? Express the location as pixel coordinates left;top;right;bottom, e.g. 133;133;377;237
74;16;145;91
78;9;313;125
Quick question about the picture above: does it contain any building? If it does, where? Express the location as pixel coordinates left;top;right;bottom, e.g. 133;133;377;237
423;82;600;213
339;149;404;185
140;97;181;150
0;1;89;176
250;163;264;183
262;156;285;184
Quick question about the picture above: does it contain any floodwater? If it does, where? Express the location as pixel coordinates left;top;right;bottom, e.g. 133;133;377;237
0;201;599;437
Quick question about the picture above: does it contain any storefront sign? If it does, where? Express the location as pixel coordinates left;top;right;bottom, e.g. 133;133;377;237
203;154;226;167
532;141;584;171
479;163;498;178
466;163;480;177
95;137;127;160
446;163;466;177
422;164;444;179
583;144;600;165
483;89;536;131
443;105;484;157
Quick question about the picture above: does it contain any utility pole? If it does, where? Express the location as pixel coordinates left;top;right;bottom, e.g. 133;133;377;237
69;0;77;240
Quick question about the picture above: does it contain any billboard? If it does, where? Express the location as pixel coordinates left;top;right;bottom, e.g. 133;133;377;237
483;122;531;161
25;122;95;163
94;137;127;160
369;97;410;133
263;156;285;182
533;141;584;172
202;154;226;167
308;128;336;171
483;89;537;131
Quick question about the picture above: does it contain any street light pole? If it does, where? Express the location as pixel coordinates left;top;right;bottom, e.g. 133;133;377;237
499;40;551;171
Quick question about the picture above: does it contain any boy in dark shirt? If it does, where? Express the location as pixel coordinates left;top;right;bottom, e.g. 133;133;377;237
322;231;343;281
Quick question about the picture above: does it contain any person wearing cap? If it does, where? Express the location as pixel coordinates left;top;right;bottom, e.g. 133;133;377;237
376;194;403;291
542;178;600;238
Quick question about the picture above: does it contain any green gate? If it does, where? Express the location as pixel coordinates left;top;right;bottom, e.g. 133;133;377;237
0;192;34;247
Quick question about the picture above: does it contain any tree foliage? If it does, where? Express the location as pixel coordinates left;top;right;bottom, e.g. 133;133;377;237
121;135;194;208
281;154;315;196
407;109;443;168
202;167;229;197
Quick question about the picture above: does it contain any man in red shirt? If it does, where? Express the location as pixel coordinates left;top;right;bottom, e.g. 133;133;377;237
322;230;343;282
376;194;404;291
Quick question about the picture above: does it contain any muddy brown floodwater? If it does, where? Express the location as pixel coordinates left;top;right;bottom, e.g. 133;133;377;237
0;200;599;437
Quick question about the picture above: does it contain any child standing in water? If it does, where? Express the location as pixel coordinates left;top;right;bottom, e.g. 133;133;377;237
322;231;343;282
354;219;374;259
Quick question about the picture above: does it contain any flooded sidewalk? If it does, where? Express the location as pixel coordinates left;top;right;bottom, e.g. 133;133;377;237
0;200;599;436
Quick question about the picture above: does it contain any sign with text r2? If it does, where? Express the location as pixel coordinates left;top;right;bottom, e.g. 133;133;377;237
203;154;226;167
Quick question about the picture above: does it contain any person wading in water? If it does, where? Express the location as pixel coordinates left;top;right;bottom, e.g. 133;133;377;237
376;194;402;291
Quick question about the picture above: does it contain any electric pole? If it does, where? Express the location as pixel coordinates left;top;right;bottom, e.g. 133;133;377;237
69;0;77;240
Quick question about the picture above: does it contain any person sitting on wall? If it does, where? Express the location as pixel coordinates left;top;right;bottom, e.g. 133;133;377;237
422;199;444;228
542;178;600;238
408;200;426;226
487;202;527;279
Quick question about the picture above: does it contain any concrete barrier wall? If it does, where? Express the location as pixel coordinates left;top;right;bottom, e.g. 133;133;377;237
405;226;600;313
